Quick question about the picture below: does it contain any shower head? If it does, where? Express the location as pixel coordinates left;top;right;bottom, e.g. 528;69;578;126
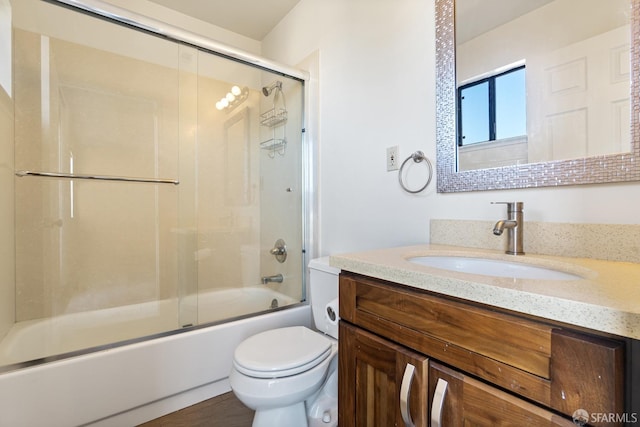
262;81;282;97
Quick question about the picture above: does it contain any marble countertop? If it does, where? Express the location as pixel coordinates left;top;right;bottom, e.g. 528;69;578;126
330;244;640;340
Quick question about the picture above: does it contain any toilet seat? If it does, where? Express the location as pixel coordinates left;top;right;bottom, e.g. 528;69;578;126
233;326;333;379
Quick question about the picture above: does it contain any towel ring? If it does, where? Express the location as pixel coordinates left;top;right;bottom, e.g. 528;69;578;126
398;151;433;194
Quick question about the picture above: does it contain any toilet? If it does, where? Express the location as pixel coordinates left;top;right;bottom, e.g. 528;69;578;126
229;257;340;427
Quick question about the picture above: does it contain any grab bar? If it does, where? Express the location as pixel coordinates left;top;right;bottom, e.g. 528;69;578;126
15;170;179;185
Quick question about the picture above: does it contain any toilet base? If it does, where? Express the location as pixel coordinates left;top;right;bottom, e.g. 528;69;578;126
252;402;307;427
306;366;338;427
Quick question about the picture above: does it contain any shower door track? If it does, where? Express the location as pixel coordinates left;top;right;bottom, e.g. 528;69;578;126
43;0;309;82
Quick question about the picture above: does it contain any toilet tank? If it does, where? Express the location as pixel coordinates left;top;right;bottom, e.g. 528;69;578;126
308;257;341;339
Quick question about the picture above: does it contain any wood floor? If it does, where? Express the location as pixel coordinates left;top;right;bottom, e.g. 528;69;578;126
138;392;254;427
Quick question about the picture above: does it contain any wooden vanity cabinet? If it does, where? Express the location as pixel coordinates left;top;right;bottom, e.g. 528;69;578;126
428;362;574;426
339;322;429;427
338;272;628;427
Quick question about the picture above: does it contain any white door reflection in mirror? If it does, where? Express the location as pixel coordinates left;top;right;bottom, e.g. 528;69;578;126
455;0;630;171
529;25;630;163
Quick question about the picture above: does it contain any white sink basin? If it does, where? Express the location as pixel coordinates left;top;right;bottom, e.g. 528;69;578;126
408;256;582;281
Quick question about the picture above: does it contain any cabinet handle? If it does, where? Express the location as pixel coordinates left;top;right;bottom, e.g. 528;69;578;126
430;378;448;427
400;363;416;427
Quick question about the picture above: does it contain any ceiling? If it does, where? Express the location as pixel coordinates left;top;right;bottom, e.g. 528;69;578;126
145;0;302;41
144;0;554;44
456;0;554;44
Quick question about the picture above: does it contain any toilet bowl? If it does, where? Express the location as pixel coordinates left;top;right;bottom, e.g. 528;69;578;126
229;327;337;426
229;258;340;427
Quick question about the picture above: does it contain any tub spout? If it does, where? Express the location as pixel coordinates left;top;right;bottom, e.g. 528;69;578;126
261;274;283;284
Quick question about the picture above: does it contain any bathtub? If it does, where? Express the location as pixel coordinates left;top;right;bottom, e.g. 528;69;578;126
0;287;311;427
0;286;299;365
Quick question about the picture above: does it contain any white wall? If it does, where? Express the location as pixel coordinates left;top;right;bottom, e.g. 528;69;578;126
263;0;640;256
263;0;435;255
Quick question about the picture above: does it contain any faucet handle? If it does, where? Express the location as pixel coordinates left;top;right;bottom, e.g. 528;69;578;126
491;201;523;212
270;238;287;263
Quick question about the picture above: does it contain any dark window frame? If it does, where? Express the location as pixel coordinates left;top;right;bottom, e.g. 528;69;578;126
457;65;526;147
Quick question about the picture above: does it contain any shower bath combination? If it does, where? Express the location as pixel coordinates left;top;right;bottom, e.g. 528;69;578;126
6;0;304;366
0;0;310;425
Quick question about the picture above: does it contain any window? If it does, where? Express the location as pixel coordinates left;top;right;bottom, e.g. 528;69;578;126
457;65;526;146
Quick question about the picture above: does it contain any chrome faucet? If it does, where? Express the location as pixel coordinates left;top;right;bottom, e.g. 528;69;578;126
492;202;525;255
261;274;284;284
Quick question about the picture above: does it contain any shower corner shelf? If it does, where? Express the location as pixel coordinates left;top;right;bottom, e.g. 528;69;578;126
260;108;288;128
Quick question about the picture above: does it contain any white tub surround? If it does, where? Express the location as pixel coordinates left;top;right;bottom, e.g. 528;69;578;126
330;244;640;340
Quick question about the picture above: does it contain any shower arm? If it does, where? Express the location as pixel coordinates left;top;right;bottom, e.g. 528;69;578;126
262;81;282;97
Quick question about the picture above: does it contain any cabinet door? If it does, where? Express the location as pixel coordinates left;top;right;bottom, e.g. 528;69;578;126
429;362;575;427
339;322;429;427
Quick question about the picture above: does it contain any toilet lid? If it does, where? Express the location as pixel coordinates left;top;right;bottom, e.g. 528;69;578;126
233;326;333;379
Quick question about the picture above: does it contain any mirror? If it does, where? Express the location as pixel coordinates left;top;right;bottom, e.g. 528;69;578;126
436;0;640;192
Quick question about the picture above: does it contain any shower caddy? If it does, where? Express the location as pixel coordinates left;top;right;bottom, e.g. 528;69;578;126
260;81;288;157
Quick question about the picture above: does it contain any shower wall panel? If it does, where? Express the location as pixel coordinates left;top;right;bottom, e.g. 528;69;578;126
259;80;304;302
196;53;262;293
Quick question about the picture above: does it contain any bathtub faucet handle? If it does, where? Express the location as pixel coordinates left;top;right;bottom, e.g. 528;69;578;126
269;239;287;263
270;247;285;255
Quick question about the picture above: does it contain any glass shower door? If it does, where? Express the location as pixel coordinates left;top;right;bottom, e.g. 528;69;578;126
193;51;306;324
10;1;185;363
2;0;306;369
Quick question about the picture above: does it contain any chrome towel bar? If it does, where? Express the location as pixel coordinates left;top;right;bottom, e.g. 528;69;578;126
15;170;179;185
